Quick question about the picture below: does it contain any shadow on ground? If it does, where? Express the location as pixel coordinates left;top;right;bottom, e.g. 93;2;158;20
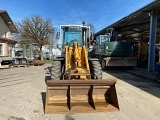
41;92;46;113
45;76;51;84
42;67;50;113
103;67;160;98
44;66;52;74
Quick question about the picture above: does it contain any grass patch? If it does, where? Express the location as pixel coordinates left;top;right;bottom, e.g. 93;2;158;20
33;59;52;64
43;60;53;64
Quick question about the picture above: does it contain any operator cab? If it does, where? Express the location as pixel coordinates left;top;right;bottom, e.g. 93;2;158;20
53;24;90;57
96;35;110;46
60;25;90;47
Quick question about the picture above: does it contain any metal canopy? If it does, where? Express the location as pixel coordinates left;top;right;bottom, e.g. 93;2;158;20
95;0;160;38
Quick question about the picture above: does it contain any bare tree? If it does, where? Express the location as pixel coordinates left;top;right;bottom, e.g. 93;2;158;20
16;15;55;60
87;23;95;33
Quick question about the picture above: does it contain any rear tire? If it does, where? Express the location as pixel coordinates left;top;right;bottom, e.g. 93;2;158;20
101;59;107;70
51;61;61;80
20;58;27;64
90;61;102;79
13;58;20;64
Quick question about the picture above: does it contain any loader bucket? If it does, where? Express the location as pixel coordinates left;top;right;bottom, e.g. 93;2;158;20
45;79;119;114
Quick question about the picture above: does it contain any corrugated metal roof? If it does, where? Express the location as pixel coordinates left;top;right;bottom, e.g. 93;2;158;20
0;10;18;33
95;0;160;38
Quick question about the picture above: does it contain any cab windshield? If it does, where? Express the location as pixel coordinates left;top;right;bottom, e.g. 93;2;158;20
63;27;82;46
101;35;110;43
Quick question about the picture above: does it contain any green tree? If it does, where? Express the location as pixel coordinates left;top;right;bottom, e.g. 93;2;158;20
16;15;55;60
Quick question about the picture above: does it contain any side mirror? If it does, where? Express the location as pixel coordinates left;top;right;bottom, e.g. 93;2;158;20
56;32;60;39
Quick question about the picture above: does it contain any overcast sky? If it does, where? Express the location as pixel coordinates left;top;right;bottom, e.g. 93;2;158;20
1;0;153;32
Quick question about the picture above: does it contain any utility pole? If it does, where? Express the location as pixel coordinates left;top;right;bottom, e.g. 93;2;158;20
49;32;54;61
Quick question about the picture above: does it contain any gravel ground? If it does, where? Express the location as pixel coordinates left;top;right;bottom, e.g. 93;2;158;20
0;64;160;120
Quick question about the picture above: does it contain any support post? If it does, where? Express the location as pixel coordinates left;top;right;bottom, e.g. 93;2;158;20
29;43;33;60
112;28;118;41
148;10;158;72
0;58;2;66
22;44;26;58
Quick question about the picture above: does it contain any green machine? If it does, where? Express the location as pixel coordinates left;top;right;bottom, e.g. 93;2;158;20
94;35;137;69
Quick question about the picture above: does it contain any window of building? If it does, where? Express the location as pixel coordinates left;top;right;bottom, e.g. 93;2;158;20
8;45;12;57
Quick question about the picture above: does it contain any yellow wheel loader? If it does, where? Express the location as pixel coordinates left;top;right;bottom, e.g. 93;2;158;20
45;23;119;114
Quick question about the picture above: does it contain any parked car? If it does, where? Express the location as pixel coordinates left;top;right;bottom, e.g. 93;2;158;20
43;52;52;60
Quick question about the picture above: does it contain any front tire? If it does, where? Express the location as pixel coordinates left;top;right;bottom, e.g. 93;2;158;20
20;58;27;64
90;61;102;79
51;61;61;80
